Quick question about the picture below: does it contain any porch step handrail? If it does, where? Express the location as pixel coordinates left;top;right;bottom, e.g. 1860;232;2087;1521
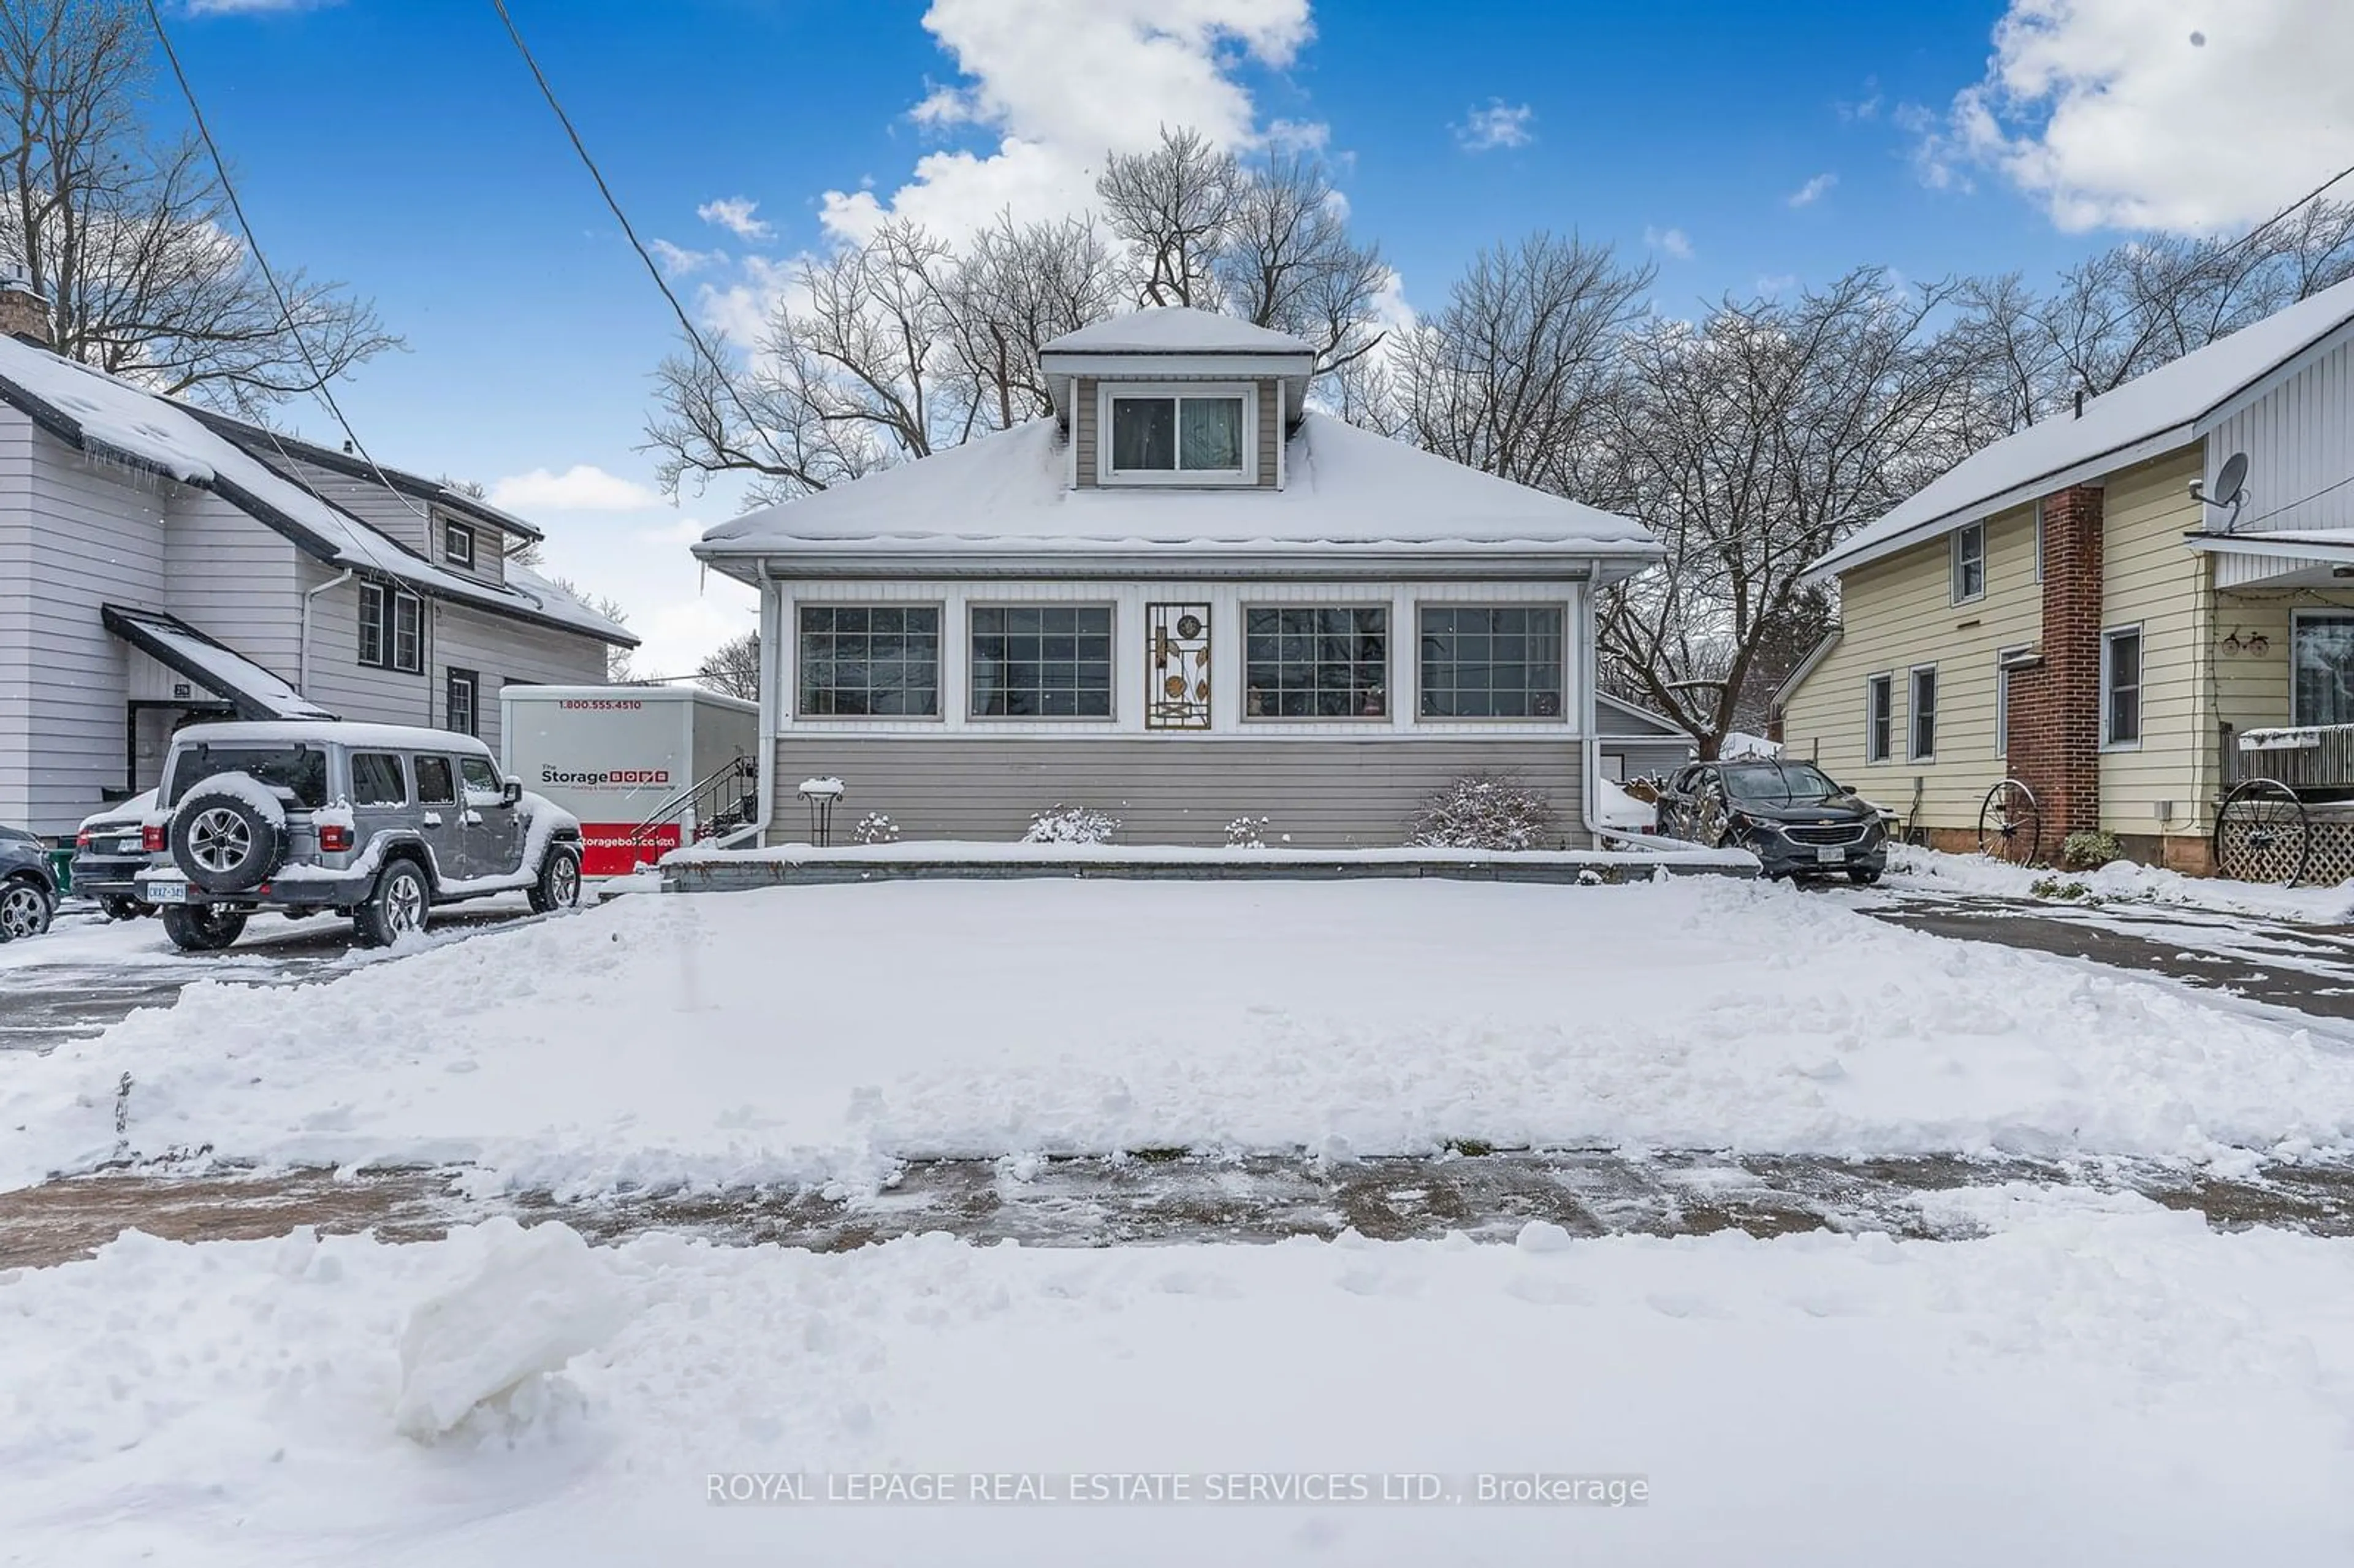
631;755;760;843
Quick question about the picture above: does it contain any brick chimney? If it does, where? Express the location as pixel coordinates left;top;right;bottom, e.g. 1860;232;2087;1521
0;277;52;345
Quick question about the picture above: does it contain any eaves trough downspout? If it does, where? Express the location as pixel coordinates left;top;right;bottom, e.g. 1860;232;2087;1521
299;568;354;697
716;560;780;851
1575;583;1643;852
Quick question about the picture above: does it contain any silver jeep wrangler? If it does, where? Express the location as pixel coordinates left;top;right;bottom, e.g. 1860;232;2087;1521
140;721;585;952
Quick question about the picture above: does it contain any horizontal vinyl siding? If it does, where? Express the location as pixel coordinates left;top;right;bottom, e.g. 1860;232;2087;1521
433;601;609;758
1073;377;1097;487
8;422;177;834
272;453;431;555
769;736;1587;849
1781;501;2041;826
2095;450;2207;834
1257;378;1279;487
299;565;434;729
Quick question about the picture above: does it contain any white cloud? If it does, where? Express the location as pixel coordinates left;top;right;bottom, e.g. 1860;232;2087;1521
649;238;726;276
639;516;712;547
1837;79;1883;122
1786;172;1838;208
1454;99;1536;152
1643;226;1694;261
489;465;667;514
820;0;1314;244
1917;0;2354;232
696;197;775;242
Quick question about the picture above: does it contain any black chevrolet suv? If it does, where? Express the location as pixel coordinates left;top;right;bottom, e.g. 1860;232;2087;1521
1654;758;1887;884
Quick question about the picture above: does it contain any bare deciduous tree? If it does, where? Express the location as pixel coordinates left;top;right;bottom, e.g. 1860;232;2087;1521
1384;232;1651;496
695;630;760;702
1598;271;1983;754
1095;125;1236;309
548;576;634;682
1215;150;1389;374
0;0;397;404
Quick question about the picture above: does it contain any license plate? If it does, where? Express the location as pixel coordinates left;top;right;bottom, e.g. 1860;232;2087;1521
147;878;187;905
1815;846;1847;864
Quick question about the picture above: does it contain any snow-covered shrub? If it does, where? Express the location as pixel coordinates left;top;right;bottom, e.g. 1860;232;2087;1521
1225;815;1271;848
1405;771;1556;851
851;812;900;845
2061;829;2124;870
1023;804;1121;845
2030;876;2099;904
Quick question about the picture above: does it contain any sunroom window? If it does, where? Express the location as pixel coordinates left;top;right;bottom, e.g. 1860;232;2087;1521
1107;393;1245;476
1246;607;1388;718
1419;606;1564;718
798;605;940;717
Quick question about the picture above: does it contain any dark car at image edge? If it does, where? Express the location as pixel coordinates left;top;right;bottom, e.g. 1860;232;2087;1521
0;822;59;942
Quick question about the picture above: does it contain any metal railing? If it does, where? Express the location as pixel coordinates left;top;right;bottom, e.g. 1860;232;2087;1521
631;755;760;847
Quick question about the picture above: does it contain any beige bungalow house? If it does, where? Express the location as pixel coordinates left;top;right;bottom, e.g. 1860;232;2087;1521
691;308;1663;849
1778;275;2354;877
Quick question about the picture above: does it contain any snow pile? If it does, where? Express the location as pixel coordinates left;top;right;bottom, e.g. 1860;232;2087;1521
392;1219;627;1441
1720;731;1782;758
11;877;2354;1193
1591;775;1656;832
1886;843;2354;923
4;1195;2354;1563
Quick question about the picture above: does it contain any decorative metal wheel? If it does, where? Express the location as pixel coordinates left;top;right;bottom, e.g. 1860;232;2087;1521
1976;778;2041;866
186;806;253;875
2215;778;2310;885
1693;783;1732;848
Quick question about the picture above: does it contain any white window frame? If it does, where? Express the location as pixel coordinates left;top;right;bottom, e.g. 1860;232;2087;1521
443;519;476;570
1864;672;1892;764
2290;609;2354;727
357;580;387;668
1242;603;1392;721
1951;521;1986;604
1995;645;2029;758
1412;601;1570;723
966;601;1118;722
1907;663;1938;763
390;588;424;676
794;601;945;721
1095;380;1259;487
445;666;480;737
2100;623;2143;750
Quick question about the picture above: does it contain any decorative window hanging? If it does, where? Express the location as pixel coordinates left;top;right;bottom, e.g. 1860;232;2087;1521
1146;603;1213;729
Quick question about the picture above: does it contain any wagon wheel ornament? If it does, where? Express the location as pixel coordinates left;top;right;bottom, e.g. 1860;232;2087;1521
2214;778;2310;886
1975;778;2041;866
1693;782;1733;848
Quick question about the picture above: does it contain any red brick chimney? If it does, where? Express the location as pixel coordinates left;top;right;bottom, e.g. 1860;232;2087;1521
2003;485;2105;840
0;277;52;345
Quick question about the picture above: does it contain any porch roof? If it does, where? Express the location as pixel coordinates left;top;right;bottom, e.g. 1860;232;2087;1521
2189;527;2354;590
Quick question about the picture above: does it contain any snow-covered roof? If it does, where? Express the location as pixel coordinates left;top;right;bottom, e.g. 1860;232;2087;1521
503;563;635;644
1808;274;2354;581
173;719;497;755
696;413;1659;574
102;604;337;722
189;409;546;544
0;337;634;647
1040;307;1316;357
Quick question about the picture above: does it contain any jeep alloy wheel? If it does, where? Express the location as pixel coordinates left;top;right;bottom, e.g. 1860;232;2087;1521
185;806;253;876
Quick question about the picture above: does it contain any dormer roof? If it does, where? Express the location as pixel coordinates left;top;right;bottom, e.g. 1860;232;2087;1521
1039;306;1319;424
1040;306;1317;357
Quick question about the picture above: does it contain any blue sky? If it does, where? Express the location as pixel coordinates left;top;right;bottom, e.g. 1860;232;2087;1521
159;0;2354;676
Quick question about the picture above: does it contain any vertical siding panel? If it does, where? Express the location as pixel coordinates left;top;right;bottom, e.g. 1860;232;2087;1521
1073;376;1099;487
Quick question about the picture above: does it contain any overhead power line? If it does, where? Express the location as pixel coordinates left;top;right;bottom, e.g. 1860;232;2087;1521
139;0;429;533
486;0;788;473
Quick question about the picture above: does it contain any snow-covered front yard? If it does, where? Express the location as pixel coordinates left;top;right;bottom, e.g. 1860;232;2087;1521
9;876;2354;1193
10;877;2354;1562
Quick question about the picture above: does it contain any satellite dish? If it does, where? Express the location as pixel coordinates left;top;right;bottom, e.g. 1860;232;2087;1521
2213;451;2249;508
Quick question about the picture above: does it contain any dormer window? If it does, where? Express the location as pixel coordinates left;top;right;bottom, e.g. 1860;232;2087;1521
443;519;476;569
1099;382;1256;485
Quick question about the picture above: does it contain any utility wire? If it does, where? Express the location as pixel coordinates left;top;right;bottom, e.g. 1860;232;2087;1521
2014;156;2354;411
486;0;790;474
139;0;432;531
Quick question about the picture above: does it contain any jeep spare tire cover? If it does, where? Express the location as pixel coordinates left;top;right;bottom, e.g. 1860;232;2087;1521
170;774;288;893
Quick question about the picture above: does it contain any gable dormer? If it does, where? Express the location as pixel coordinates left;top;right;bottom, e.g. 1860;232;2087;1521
1039;308;1316;492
